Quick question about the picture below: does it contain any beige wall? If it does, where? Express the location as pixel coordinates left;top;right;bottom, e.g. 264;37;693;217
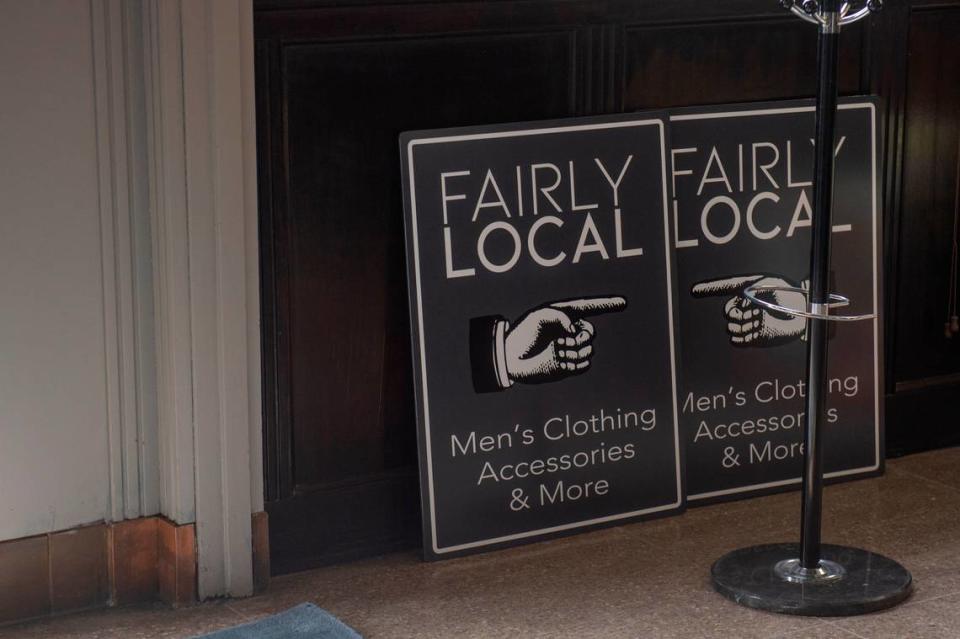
0;0;157;540
0;0;262;599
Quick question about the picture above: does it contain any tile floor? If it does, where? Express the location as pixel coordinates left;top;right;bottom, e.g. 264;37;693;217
2;447;960;638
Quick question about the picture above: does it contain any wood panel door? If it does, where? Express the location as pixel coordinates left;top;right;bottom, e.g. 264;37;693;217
256;0;960;573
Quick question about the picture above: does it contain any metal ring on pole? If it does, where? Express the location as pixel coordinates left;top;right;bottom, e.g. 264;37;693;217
742;284;874;322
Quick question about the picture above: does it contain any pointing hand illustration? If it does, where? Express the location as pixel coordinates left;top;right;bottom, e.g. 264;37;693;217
470;296;627;392
692;274;807;347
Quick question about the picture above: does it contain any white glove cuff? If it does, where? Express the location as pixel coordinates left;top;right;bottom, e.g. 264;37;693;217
493;320;513;389
801;279;811;342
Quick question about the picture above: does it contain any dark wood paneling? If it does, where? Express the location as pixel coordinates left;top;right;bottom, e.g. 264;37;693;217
892;6;960;384
283;32;576;488
255;0;789;41
622;18;864;110
258;15;581;571
267;471;420;574
883;3;960;455
257;0;960;572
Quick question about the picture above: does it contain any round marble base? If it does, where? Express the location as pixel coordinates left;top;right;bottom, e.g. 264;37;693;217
712;543;912;616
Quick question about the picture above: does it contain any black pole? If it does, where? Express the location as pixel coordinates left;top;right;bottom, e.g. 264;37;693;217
711;0;912;614
800;0;841;571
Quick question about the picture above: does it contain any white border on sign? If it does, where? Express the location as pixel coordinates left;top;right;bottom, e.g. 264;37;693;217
671;103;881;502
406;119;682;554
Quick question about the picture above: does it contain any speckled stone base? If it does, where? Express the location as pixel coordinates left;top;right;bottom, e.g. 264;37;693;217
712;543;913;616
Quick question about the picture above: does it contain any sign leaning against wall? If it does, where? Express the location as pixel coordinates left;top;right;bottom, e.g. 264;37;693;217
400;114;684;559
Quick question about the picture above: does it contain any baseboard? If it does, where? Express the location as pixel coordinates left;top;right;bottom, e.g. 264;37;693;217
0;512;269;625
157;518;198;607
886;382;960;457
252;511;271;593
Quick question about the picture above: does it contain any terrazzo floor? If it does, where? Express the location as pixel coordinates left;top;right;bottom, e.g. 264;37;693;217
4;447;960;638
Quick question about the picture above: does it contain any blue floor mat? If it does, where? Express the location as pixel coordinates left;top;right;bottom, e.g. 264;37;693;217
194;603;362;639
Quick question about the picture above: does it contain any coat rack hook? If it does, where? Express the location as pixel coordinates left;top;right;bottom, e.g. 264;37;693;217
781;0;881;29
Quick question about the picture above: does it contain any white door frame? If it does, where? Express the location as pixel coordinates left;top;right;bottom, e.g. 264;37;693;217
141;0;263;599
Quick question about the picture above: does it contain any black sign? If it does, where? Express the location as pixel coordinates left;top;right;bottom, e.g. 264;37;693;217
670;99;882;502
400;115;684;559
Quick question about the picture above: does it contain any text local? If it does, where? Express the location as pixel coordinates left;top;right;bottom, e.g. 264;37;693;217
671;137;854;249
438;155;645;279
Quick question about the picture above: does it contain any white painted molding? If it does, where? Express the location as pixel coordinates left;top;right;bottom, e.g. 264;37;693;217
143;0;262;598
242;1;265;517
143;0;197;526
122;0;163;519
90;0;161;522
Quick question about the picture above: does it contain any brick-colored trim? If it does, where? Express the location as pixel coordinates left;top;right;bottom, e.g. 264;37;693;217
251;511;270;593
50;525;109;613
158;518;197;607
0;513;268;625
0;534;49;623
110;518;160;606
